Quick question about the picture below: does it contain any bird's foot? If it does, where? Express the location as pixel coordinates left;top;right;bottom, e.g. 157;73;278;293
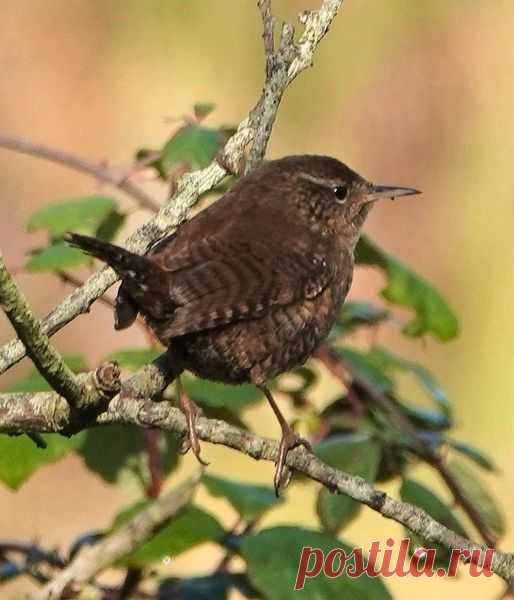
274;427;311;496
178;387;209;467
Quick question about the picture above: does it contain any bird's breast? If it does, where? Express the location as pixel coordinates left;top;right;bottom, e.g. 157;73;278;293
172;271;351;386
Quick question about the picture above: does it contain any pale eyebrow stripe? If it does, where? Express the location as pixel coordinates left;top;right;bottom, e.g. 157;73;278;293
297;172;337;189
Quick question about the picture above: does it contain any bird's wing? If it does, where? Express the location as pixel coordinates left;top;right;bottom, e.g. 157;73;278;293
155;235;337;338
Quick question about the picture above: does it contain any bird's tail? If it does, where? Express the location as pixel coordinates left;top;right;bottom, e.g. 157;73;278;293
65;233;153;279
66;233;172;324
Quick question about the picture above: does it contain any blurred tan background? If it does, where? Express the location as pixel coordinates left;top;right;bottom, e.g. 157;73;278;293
0;1;513;598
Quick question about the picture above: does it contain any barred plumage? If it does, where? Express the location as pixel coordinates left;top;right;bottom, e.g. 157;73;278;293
68;154;419;493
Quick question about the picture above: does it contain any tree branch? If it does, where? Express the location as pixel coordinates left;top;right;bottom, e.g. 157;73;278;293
34;472;201;600
0;352;170;435
101;398;514;584
258;0;274;59
314;344;498;548
0;134;160;212
246;0;343;171
0;539;65;569
0;357;513;586
0;253;84;407
0;0;344;376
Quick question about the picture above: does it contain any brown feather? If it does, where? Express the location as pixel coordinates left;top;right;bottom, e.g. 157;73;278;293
68;155;377;384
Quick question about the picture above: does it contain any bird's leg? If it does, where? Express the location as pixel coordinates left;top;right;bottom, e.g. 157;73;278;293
259;385;312;495
176;377;209;466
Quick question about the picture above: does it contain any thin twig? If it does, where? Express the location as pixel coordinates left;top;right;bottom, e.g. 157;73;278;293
57;270;116;310
35;472;201;600
246;0;343;171
116;568;144;600
144;429;162;499
0;539;65;569
431;455;498;547
114;427;163;599
105;397;514;585
0;134;160;212
315;344;498;548
0;358;513;585
258;0;274;62
214;518;255;574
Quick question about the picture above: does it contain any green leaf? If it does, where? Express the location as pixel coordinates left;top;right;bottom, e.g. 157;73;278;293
76;425;180;487
400;478;468;567
198;405;249;430
106;348;162;371
314;433;381;474
446;460;506;537
275;366;317;397
0;433;84;490
159;573;256;600
76;424;145;484
183;376;262;413
137;120;234;179
338;301;390;333
25;243;90;272
367;346;451;415
448;440;497;472
242;526;391;600
337;346;451;426
159;124;225;175
355;235;459;341
95;210;126;242
199;175;236;198
401;479;467;535
6;354;88;393
398;404;450;432
27;195;117;237
314;434;381;533
117;505;224;566
203;473;282;521
193;102;216;121
111;499;149;530
160;434;181;479
336;348;394;393
375;444;409;482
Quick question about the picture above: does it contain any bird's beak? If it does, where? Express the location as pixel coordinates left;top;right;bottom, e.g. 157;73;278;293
366;184;421;201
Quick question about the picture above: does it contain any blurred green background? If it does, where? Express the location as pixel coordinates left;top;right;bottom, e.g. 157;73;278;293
0;1;513;598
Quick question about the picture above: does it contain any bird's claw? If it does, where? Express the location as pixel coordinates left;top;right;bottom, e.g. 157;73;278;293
274;429;311;496
179;391;209;466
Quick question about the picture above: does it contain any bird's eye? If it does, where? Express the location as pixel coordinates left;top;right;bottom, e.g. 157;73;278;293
333;185;348;201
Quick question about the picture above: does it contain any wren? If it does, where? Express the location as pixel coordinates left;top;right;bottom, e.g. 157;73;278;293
67;155;419;493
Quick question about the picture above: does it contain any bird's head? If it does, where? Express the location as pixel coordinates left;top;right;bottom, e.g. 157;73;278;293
269;155;420;248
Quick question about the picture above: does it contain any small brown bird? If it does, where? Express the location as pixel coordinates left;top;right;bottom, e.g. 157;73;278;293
67;155;419;493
